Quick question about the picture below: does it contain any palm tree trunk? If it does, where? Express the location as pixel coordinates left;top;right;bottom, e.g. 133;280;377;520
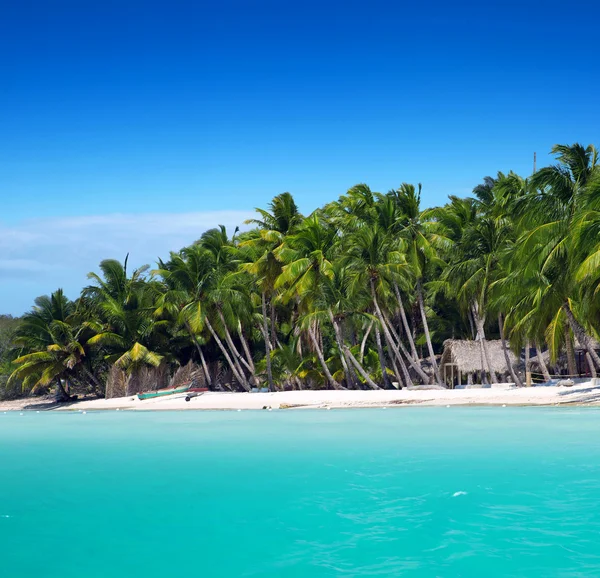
378;325;407;387
586;352;598;378
308;326;343;390
185;321;212;387
381;316;411;387
198;345;212;388
498;313;523;387
370;279;417;386
534;341;551;383
390;355;408;388
393;282;419;362
217;308;253;376
565;327;577;377
467;308;476;339
318;325;324;359
328;309;376;389
562;303;600;370
360;320;373;363
472;302;498;384
343;345;380;388
328;310;358;388
205;317;249;390
237;321;255;374
417;279;442;385
55;379;70;402
382;310;430;384
261;292;274;391
374;326;392;388
270;301;277;348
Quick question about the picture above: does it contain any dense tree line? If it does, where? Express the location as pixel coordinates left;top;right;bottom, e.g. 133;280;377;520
5;143;600;399
0;315;20;398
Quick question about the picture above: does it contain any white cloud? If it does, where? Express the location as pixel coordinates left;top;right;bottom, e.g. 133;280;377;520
0;210;254;315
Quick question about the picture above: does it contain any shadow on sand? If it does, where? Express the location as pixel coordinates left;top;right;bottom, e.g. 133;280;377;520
557;386;600;404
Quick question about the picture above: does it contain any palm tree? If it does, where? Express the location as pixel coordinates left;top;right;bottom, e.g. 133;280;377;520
238;239;279;390
275;213;345;389
83;258;168;395
10;290;102;400
199;226;255;389
344;224;427;387
519;143;600;370
241;192;303;390
154;246;215;387
390;183;450;385
156;239;251;391
305;261;380;389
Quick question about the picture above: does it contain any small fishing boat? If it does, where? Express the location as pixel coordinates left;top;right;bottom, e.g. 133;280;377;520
137;383;191;400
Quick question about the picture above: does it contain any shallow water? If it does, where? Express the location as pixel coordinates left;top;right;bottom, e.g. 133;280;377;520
1;408;600;577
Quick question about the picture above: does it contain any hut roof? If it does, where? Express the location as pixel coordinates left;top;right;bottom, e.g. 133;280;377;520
440;339;517;374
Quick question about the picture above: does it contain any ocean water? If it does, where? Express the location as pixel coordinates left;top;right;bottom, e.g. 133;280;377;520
1;409;600;577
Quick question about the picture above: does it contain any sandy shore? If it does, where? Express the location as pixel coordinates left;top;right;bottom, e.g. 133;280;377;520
2;382;600;411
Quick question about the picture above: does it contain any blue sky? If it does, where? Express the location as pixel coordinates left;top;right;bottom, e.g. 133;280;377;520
1;0;599;314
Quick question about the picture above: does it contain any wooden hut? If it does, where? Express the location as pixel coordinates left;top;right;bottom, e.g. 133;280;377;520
440;339;518;387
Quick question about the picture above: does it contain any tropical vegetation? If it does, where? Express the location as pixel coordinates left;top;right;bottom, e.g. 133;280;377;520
4;143;600;399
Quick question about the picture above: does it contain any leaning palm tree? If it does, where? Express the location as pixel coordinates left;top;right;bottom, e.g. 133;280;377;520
343;224;426;387
302;261;380;389
240;193;303;390
199;226;256;389
390;183;450;384
275;213;345;389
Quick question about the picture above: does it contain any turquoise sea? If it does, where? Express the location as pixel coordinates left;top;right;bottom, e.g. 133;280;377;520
2;408;600;577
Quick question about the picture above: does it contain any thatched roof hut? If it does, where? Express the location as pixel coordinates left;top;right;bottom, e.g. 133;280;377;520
440;339;518;384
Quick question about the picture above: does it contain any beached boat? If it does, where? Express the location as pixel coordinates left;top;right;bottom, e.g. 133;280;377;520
137;384;191;400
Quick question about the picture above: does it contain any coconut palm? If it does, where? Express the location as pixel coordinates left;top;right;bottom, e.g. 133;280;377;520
389;183;450;385
343;223;429;387
82;258;168;394
301;260;380;389
156;238;252;391
518;143;600;370
199;226;255;389
275;213;345;389
10;290;101;399
240;193;303;390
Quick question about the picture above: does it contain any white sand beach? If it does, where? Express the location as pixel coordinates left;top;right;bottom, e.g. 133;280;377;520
3;382;600;411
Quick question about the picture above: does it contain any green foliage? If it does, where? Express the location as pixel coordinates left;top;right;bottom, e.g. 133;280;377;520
9;142;600;395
